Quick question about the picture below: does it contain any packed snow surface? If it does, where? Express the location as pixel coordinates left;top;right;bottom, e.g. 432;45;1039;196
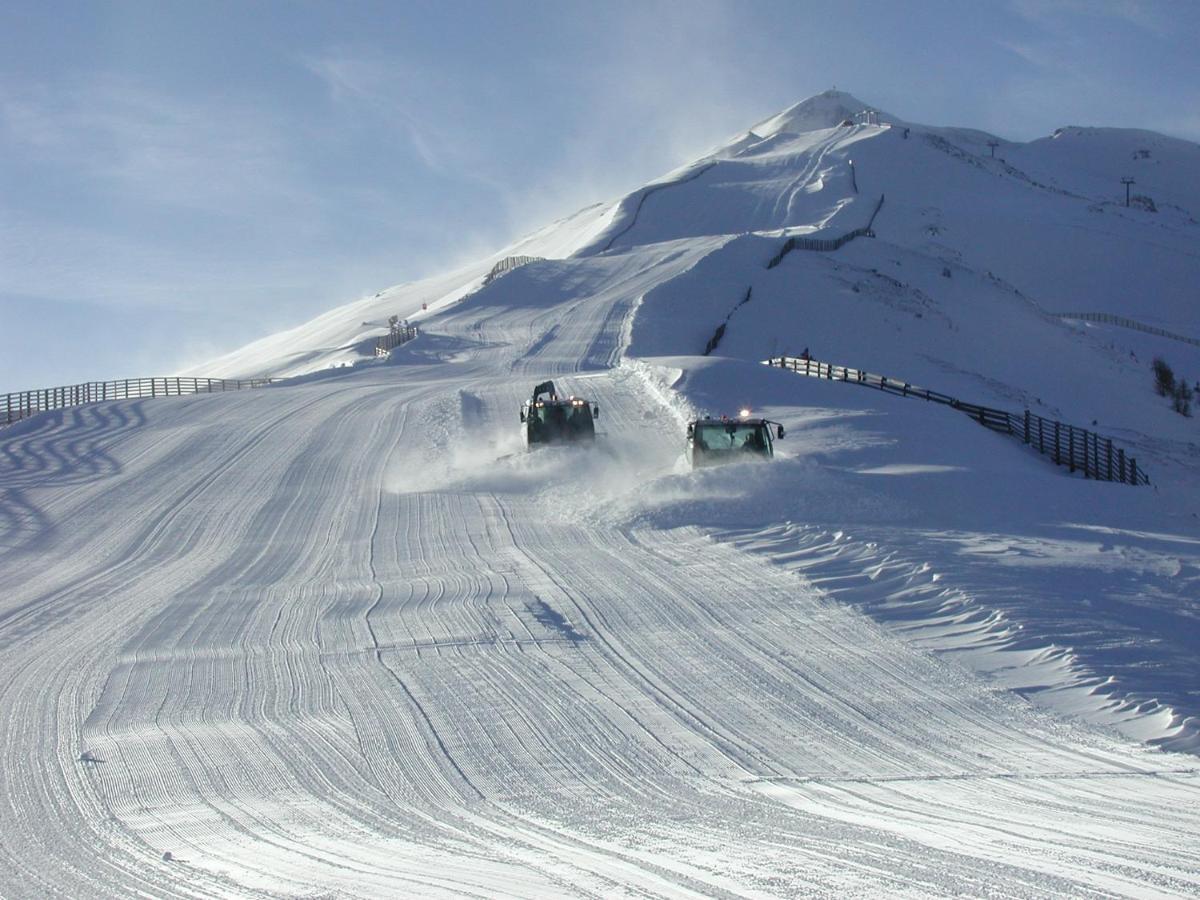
4;91;1200;896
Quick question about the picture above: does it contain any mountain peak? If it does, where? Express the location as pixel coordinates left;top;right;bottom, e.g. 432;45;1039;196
750;89;885;138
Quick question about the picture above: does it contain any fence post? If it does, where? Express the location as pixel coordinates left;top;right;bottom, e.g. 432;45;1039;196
1106;439;1113;482
1118;448;1126;483
1130;458;1139;485
1054;422;1061;466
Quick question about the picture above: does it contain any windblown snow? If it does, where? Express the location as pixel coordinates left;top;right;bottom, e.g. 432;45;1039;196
4;90;1200;896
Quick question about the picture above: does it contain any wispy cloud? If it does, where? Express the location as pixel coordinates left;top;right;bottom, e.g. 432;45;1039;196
0;216;314;313
0;78;318;218
303;50;511;191
0;72;438;334
455;0;779;243
995;39;1056;69
1009;0;1170;36
986;0;1197;140
302;2;785;251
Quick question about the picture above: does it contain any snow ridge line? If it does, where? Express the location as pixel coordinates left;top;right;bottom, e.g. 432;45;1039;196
616;358;697;435
712;522;1200;754
595;162;719;254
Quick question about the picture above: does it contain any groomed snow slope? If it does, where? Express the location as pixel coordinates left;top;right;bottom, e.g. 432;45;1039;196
5;253;1200;896
5;92;1200;895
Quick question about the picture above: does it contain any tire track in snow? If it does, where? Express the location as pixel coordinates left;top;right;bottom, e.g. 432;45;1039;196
772;129;845;224
0;385;352;897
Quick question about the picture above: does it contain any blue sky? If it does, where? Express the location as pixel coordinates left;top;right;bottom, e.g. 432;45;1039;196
2;0;1197;391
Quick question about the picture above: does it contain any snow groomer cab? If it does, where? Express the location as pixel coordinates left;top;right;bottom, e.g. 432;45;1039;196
520;380;600;447
687;410;784;468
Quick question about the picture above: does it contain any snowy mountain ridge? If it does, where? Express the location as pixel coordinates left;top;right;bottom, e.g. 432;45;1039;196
745;88;884;137
189;89;1199;378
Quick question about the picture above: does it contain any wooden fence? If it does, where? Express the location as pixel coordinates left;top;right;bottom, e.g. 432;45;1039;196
767;194;886;268
1051;311;1200;349
4;321;423;429
482;255;543;287
2;376;278;428
704;286;754;356
765;355;1149;485
374;324;420;357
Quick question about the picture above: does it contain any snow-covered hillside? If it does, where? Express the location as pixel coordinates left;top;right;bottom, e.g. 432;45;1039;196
5;91;1200;896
